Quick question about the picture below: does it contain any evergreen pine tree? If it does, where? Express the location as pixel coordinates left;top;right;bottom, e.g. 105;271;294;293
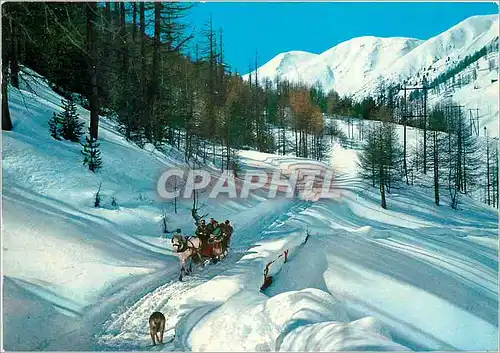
48;112;61;139
59;98;84;142
81;128;102;172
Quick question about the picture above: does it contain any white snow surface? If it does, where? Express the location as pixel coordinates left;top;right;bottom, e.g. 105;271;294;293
2;67;498;351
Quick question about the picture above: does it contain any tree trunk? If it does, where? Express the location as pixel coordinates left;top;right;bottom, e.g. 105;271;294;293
423;88;427;174
496;148;499;208
1;4;13;130
132;2;137;42
433;131;439;206
120;2;127;68
139;2;150;141
371;158;375;188
2;62;13;131
281;108;286;155
457;117;463;193
203;140;207;163
140;2;146;78
87;2;99;139
294;127;298;157
403;87;409;185
9;15;19;89
299;130;303;157
226;123;230;172
486;130;491;205
212;142;216;164
152;2;161;94
174;178;177;214
448;123;454;208
119;2;131;138
380;170;387;209
386;167;391;194
147;2;162;143
463;137;467;194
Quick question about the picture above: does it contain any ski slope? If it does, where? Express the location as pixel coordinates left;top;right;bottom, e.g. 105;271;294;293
2;68;498;351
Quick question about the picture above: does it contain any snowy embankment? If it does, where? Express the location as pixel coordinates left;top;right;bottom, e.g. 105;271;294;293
1;69;302;350
2;68;498;352
171;227;409;352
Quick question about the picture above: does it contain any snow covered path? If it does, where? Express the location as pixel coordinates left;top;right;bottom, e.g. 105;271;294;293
96;198;311;351
95;160;498;351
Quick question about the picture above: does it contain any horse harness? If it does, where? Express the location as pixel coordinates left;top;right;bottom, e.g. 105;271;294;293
186;236;199;252
174;235;199;254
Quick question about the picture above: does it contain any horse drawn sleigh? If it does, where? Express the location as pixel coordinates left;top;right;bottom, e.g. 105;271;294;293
171;218;233;281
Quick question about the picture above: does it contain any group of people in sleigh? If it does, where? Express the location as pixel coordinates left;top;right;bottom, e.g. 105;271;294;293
195;217;233;257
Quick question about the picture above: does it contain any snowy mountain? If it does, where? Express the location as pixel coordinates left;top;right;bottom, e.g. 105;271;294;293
355;14;499;96
245;14;499;118
244;36;422;97
299;36;422;96
251;50;318;84
3;68;498;351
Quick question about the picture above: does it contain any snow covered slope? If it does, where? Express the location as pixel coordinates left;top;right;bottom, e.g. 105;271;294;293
2;68;498;351
300;36;422;96
2;69;190;350
426;50;500;136
356;15;499;94
250;51;318;84
247;15;497;93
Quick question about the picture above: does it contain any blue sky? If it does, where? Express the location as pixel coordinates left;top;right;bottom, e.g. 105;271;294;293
185;2;498;74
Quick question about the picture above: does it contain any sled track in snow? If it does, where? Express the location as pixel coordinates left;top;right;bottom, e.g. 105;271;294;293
96;199;312;351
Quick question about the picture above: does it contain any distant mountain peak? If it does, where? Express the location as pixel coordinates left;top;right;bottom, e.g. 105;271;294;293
244;14;498;99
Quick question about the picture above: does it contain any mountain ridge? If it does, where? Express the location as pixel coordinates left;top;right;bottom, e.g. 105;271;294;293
244;14;498;99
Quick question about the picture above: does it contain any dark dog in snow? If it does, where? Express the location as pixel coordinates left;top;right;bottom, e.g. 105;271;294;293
149;311;166;346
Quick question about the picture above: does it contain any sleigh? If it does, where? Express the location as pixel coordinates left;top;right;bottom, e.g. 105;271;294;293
199;235;229;262
172;230;232;281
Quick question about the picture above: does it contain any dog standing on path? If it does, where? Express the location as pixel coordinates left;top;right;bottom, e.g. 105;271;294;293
149;312;166;346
